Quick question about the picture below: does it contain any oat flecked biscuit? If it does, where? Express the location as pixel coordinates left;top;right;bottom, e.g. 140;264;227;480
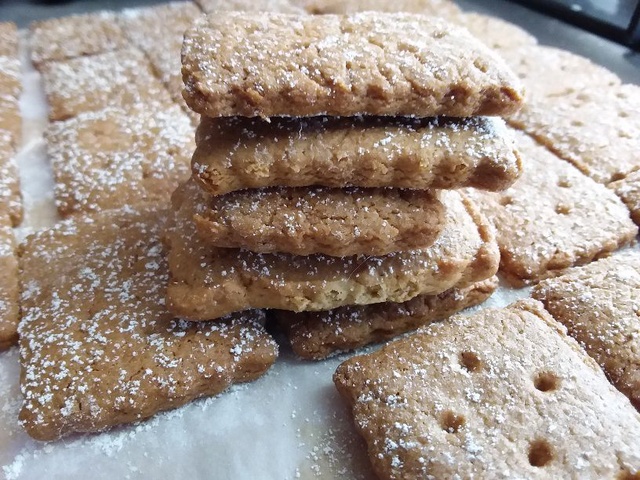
30;12;128;67
276;277;498;360
334;299;640;479
166;181;499;320
193;116;522;196
508;83;640;184
46;105;193;217
533;251;640;409
18;206;279;441
182;13;524;118
610;169;640;225
457;13;537;51
0;220;18;350
466;131;637;286
194;187;446;256
303;0;460;17
0;132;22;226
196;0;305;13
41;47;174;122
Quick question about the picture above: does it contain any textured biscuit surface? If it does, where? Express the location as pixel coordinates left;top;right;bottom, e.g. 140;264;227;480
457;13;537;51
18;206;279;441
610;169;640;225
533;251;640;409
197;0;305;13
194;187;445;256
0;221;18;350
30;12;128;66
467;131;637;286
42;48;174;121
277;277;498;360
182;13;524;118
46;105;193;217
0;54;22;146
303;0;460;17
0;22;18;57
509;83;640;184
167;181;499;320
193;116;522;195
0;132;22;225
334;299;640;480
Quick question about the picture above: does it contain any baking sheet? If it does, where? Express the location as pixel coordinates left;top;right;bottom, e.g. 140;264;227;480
0;3;638;480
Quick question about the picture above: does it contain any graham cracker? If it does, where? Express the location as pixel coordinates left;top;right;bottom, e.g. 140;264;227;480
192;116;522;196
45;105;193;218
0;220;18;350
610;169;640;225
166;180;499;320
533;250;640;409
457;13;537;51
196;0;305;13
303;0;460;17
18;206;279;441
41;47;174;122
182;13;524;118
466;130;637;286
30;11;128;67
0;131;22;226
194;187;446;256
334;299;640;479
276;277;498;360
508;83;640;184
0;22;19;57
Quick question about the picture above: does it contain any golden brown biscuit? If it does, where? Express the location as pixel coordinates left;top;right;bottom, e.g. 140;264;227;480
303;0;460;17
30;12;128;67
0;220;18;350
182;13;524;118
18;206;278;441
0;56;21;100
45;105;193;217
0;22;19;57
196;0;305;13
194;187;446;256
0;95;21;147
466;131;637;286
457;13;537;51
610;169;640;225
166;180;499;320
533;251;640;409
508;83;640;184
193;116;522;195
334;299;640;479
41;47;174;121
276;277;498;360
0;131;21;226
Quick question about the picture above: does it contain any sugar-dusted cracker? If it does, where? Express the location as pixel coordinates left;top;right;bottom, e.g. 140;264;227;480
334;299;640;479
457;13;537;51
466;130;637;287
194;187;445;257
501;45;620;99
30;12;128;67
41;47;174;122
0;220;18;350
509;83;640;184
167;180;499;320
0;22;19;57
610;169;640;225
182;13;525;118
18;206;278;441
45;105;193;218
302;0;460;17
0;94;21;146
193;116;522;196
0;55;21;100
533;251;640;409
196;0;305;13
0;131;22;226
276;277;498;360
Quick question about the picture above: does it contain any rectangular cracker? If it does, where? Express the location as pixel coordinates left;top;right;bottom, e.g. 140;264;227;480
193;116;522;196
194;187;446;256
508;83;640;184
532;250;640;409
41;47;174;121
45;105;193;217
182;13;524;118
303;0;460;17
457;13;537;51
0;220;18;350
197;0;305;13
166;180;499;320
276;276;498;360
0;131;22;226
610;169;640;225
334;299;640;479
466;130;637;287
0;22;19;57
0;94;21;147
18;206;278;441
30;11;128;67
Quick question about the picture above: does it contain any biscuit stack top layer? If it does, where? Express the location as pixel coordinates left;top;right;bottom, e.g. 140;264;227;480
171;11;524;322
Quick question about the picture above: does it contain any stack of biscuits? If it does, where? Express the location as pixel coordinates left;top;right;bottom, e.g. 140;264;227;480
167;11;525;358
